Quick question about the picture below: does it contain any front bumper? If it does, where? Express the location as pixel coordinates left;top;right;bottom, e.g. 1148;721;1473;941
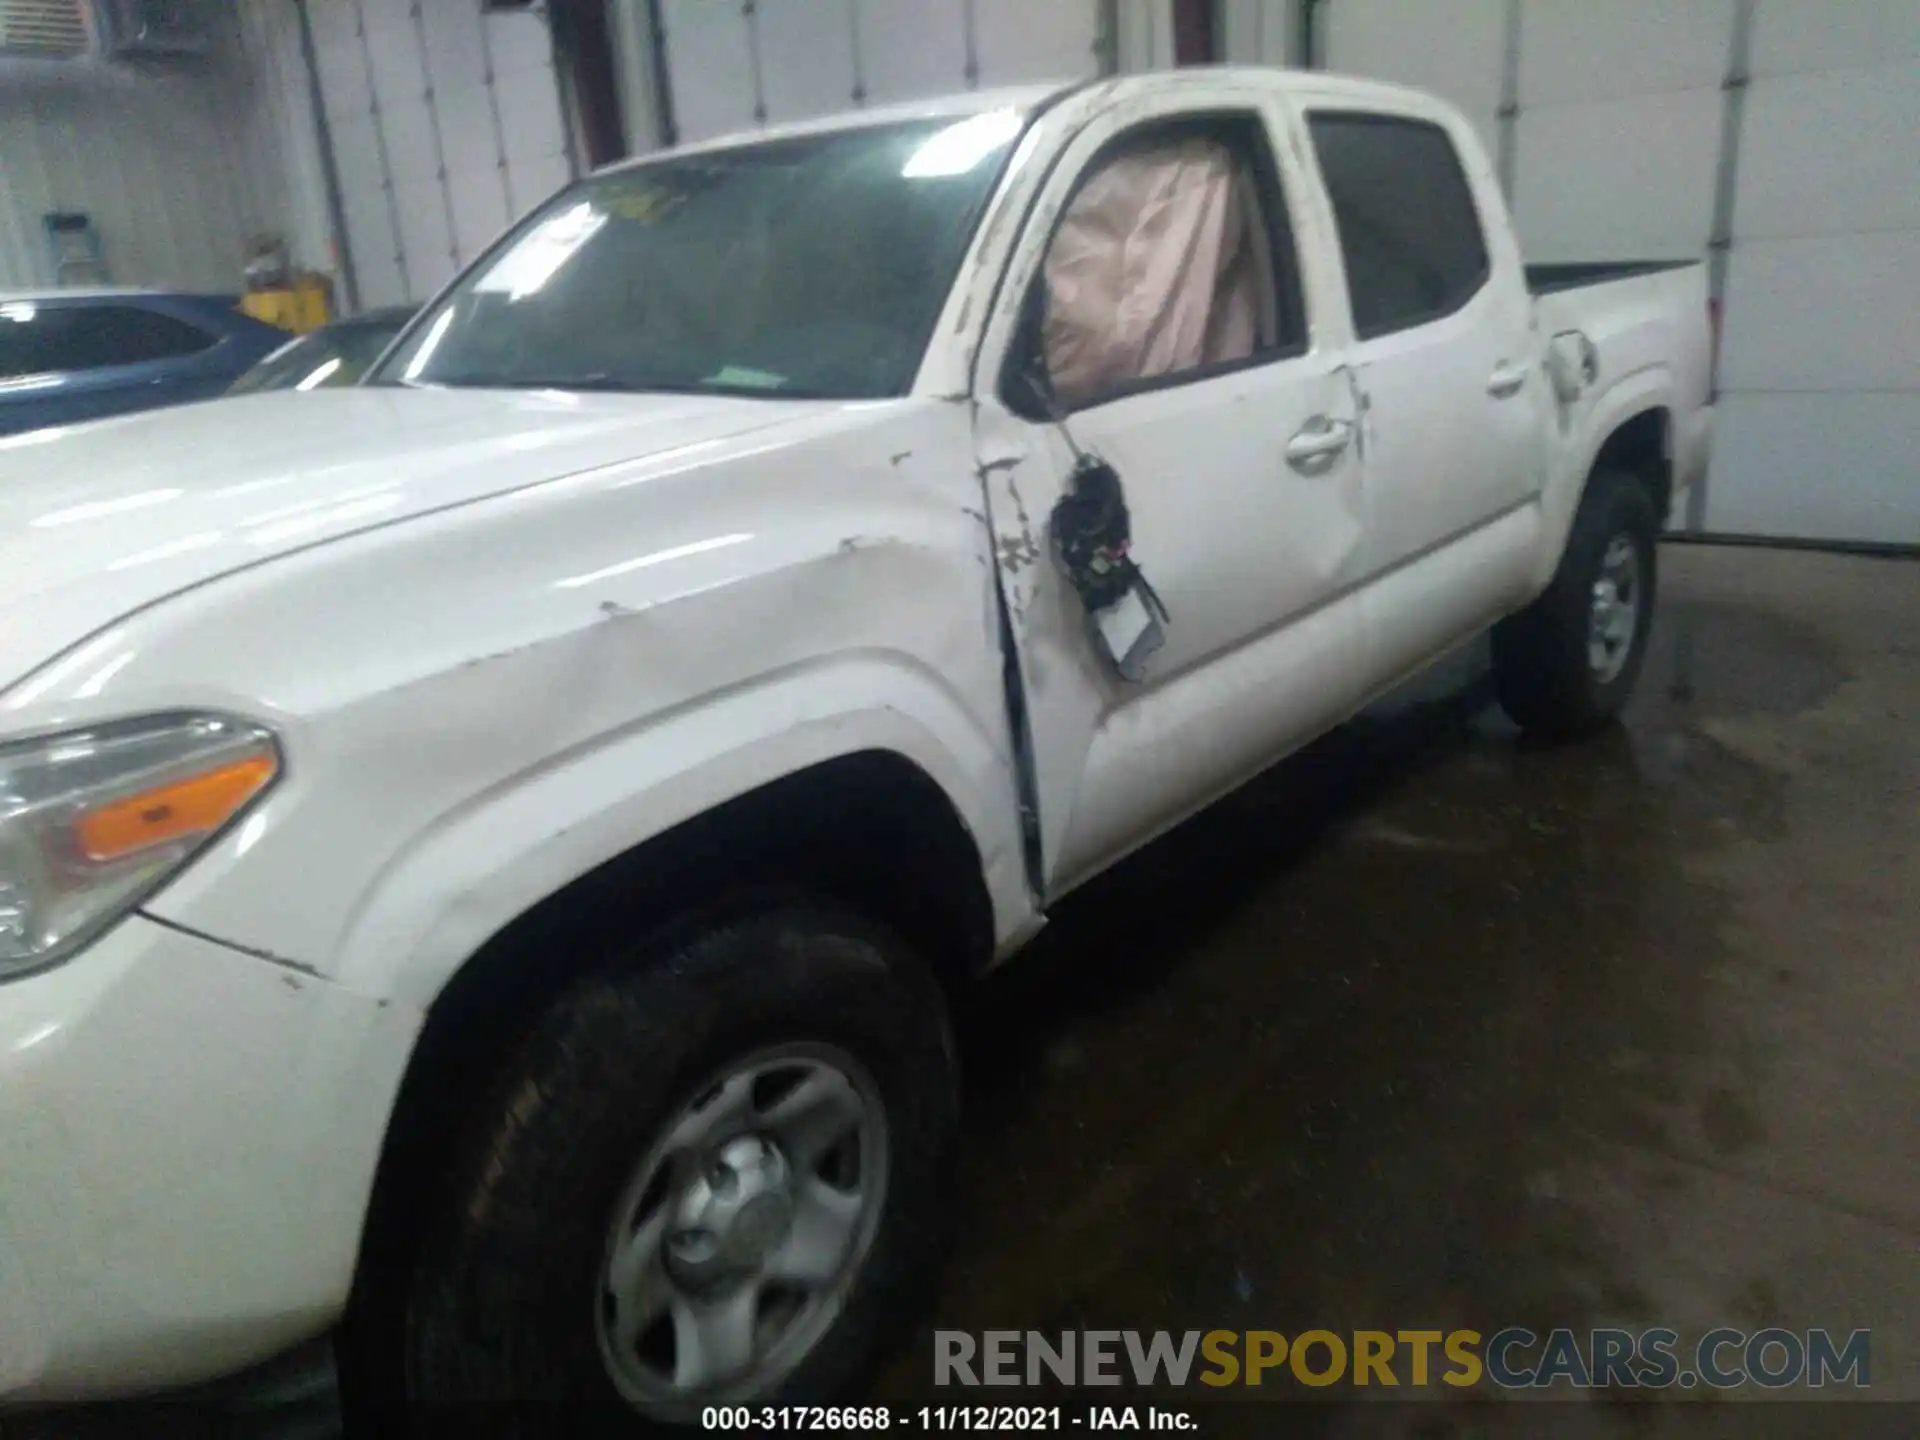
0;915;417;1403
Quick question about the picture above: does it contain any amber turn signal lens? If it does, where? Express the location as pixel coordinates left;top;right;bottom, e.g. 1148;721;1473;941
74;752;278;863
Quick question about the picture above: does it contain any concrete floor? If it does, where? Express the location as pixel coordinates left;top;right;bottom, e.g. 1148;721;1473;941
889;545;1920;1434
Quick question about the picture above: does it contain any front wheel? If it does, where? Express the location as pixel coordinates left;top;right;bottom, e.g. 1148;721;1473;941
358;904;958;1435
1492;466;1658;737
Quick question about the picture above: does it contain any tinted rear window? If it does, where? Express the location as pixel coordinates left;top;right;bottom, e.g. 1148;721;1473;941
0;301;216;378
1307;113;1490;339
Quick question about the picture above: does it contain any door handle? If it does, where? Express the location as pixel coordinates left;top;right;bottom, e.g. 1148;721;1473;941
1285;416;1354;473
1487;361;1530;399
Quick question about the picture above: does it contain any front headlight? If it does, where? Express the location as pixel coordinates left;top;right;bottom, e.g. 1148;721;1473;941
0;713;280;979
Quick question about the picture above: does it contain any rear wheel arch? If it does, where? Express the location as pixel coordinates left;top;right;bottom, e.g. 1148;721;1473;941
1588;405;1672;524
1495;465;1658;737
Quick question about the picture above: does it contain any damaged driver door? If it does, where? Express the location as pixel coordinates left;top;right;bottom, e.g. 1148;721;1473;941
973;84;1373;898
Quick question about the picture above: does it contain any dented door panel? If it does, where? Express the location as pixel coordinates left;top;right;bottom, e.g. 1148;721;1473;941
970;81;1374;896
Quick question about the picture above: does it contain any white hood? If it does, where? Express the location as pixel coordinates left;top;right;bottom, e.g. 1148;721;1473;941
0;386;827;694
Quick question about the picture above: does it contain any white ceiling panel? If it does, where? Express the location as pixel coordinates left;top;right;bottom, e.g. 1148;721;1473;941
1706;391;1920;542
1513;89;1722;260
1734;67;1920;241
1750;0;1920;77
660;0;758;141
754;0;860;122
853;0;969;106
973;0;1098;87
1518;0;1733;106
1325;0;1506;116
1720;231;1920;394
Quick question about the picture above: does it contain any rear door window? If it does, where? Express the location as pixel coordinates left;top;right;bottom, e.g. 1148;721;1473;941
0;303;216;377
0;304;40;379
1306;113;1489;339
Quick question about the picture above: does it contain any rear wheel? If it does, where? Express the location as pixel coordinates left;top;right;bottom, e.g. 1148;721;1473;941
350;903;958;1436
1492;466;1658;737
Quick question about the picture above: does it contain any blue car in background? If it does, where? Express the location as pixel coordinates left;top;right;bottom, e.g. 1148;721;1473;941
0;289;289;438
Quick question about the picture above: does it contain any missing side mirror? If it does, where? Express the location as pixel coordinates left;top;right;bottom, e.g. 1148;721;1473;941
1004;280;1057;421
1011;353;1055;420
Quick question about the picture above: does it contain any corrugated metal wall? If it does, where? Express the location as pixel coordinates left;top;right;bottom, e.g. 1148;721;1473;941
0;6;293;292
302;0;574;310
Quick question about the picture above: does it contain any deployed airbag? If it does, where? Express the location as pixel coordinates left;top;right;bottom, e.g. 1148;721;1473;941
1042;137;1266;409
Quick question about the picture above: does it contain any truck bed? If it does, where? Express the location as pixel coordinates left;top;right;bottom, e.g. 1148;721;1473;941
1525;259;1699;296
1524;256;1716;527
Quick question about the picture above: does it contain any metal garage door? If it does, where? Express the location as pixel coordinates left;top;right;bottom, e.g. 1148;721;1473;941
1322;0;1917;546
1510;0;1731;262
1708;0;1920;543
1324;0;1731;280
304;0;574;309
651;0;1108;145
1324;0;1507;162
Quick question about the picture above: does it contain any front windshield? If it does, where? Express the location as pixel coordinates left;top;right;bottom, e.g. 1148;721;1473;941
373;111;1024;400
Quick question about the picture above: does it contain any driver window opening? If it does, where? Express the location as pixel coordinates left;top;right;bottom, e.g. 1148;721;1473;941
1025;114;1305;414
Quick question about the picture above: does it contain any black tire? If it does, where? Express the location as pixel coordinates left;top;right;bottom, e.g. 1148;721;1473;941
349;902;958;1437
1492;466;1658;738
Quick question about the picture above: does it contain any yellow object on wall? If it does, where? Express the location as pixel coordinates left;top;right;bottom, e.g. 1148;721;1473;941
239;274;332;334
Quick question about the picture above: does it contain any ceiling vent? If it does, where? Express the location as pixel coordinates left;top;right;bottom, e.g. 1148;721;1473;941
0;0;90;56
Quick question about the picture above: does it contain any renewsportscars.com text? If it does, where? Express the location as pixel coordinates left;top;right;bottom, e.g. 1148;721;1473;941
934;1327;1870;1391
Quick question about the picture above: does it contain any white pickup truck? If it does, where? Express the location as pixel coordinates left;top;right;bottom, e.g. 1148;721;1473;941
0;70;1711;1427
